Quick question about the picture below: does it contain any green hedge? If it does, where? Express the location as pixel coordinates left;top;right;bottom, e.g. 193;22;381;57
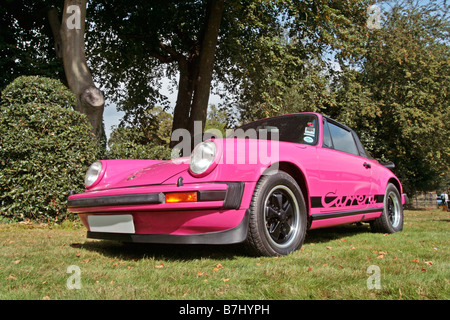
107;126;172;160
0;76;99;222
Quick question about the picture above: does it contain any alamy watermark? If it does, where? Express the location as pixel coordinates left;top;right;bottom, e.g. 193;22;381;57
367;4;382;30
66;5;81;30
170;121;280;169
366;265;381;290
66;265;82;290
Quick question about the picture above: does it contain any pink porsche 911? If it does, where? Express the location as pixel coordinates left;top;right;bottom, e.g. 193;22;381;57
68;113;408;256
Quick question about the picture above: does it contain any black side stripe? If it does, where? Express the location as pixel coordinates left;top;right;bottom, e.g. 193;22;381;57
311;207;384;221
310;195;384;209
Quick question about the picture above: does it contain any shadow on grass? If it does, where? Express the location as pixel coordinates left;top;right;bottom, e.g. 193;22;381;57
80;240;247;262
79;223;373;261
305;222;372;244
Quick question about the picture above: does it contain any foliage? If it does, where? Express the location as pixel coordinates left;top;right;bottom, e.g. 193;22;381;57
221;0;373;122
204;104;229;136
0;0;65;90
329;0;450;194
107;106;172;160
107;127;172;160
0;76;99;222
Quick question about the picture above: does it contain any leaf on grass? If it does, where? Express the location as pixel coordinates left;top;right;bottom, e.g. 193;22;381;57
326;246;332;250
213;264;224;272
154;263;164;269
424;261;433;266
12;260;21;264
222;278;230;282
7;274;17;281
411;258;420;263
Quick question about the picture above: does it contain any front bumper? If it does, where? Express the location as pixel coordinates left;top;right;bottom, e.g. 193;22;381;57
67;182;250;243
86;211;249;245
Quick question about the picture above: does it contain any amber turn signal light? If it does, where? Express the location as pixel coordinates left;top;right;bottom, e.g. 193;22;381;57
165;192;198;203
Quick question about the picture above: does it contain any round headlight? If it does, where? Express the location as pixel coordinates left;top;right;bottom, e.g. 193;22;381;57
84;161;103;187
189;141;217;176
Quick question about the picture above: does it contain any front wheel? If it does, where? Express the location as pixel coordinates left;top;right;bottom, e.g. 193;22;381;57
245;172;307;256
370;183;403;233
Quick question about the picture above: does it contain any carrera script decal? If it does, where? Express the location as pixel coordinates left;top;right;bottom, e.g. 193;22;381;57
310;192;384;209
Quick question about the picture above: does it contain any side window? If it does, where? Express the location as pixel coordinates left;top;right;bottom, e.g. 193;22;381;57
328;122;359;156
322;120;333;148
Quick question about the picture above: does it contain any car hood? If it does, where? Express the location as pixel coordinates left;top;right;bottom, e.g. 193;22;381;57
92;159;190;191
124;160;189;186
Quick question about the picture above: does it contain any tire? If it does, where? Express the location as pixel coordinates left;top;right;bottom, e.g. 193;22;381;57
245;171;307;256
370;183;403;233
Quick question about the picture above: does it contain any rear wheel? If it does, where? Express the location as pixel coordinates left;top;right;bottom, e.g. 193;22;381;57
245;172;307;256
370;183;403;233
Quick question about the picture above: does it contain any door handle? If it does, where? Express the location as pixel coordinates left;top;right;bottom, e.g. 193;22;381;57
363;162;371;169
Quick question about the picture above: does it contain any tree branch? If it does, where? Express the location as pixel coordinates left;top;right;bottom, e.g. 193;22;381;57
158;41;185;61
47;8;62;58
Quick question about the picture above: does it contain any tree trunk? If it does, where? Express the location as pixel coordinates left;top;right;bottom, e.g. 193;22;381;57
189;0;224;140
170;58;196;147
48;0;104;139
169;0;224;150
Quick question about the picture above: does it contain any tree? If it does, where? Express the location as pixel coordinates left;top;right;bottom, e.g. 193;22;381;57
0;0;104;139
85;0;374;145
0;0;64;90
330;0;450;194
47;0;104;138
86;0;225;147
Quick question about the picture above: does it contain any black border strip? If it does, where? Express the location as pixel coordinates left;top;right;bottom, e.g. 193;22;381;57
311;207;383;221
68;192;165;208
222;182;245;209
197;190;227;201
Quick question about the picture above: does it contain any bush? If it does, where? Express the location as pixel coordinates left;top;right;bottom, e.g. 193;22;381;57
107;126;172;160
0;76;99;222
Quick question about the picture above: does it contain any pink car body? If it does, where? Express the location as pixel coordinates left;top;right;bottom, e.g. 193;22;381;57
68;113;407;256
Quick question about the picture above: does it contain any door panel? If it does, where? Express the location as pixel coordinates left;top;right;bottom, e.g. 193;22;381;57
316;148;372;213
313;119;373;214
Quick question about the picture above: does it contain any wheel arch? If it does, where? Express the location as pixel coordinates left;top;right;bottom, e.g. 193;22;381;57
387;177;402;194
261;161;310;215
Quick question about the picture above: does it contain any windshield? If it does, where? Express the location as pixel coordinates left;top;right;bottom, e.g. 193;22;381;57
227;114;318;146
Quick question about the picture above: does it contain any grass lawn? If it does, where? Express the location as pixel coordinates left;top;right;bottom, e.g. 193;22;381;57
0;209;448;300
